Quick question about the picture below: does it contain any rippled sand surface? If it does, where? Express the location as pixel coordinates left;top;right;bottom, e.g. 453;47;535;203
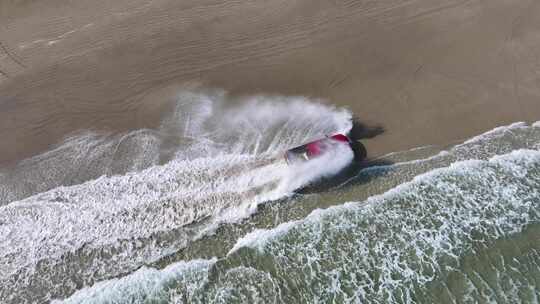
2;0;540;165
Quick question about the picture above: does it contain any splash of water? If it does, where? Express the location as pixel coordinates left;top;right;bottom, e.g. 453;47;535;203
0;90;351;205
0;90;354;303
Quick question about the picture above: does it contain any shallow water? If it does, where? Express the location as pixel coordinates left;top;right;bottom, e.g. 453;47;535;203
1;91;539;303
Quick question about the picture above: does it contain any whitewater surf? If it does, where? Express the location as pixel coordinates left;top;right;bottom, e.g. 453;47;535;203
49;121;540;304
0;90;354;303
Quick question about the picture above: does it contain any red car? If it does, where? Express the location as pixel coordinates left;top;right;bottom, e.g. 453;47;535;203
284;134;351;165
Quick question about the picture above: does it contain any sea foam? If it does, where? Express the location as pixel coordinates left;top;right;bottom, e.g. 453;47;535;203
55;148;540;304
0;90;353;303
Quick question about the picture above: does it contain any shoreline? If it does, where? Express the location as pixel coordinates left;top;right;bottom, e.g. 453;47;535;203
1;0;540;165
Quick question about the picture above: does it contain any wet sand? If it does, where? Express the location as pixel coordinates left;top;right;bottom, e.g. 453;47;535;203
1;0;540;165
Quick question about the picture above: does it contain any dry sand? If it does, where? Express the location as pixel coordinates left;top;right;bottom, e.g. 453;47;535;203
1;0;540;165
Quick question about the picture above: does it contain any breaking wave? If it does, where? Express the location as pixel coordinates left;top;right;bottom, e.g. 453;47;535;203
54;124;540;304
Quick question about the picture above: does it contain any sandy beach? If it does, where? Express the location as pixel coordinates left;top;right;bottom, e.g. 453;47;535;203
2;2;540;303
1;0;540;163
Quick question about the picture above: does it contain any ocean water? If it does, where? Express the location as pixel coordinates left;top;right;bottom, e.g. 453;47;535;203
1;90;539;303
